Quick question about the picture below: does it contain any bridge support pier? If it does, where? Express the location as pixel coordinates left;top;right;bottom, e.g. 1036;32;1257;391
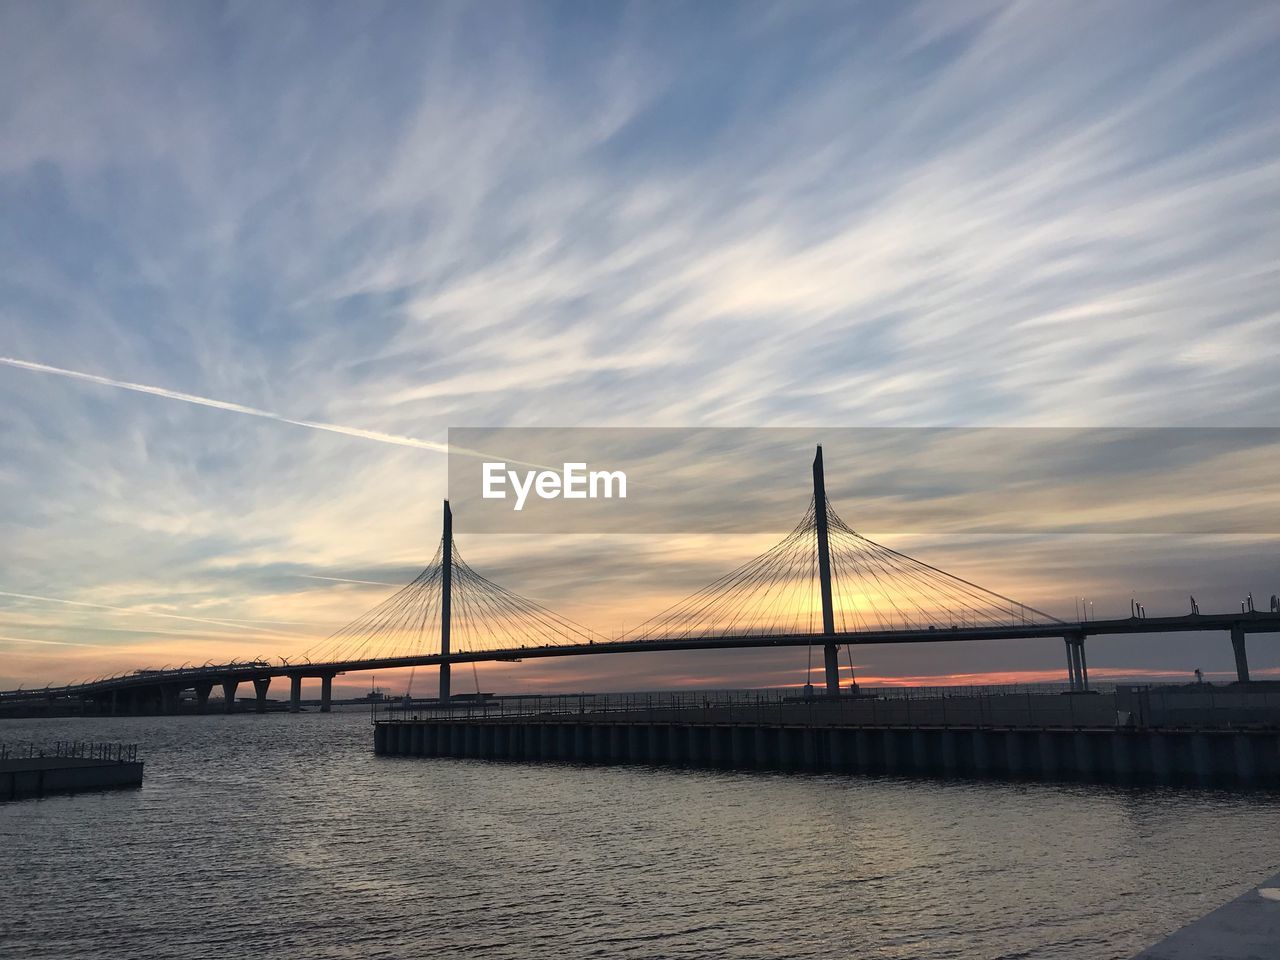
289;675;302;713
1064;634;1090;692
320;674;333;713
1231;623;1250;683
252;677;271;713
160;684;181;715
823;643;840;698
195;682;213;714
221;679;238;713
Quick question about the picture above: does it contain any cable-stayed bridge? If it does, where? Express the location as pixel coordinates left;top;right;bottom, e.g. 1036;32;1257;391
4;447;1278;714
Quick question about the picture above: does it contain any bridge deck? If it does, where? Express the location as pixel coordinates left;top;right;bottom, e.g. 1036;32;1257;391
4;611;1279;702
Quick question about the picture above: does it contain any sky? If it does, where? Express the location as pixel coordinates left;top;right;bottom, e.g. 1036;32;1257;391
1;1;1278;695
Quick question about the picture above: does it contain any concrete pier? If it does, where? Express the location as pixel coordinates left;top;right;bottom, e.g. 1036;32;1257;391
320;674;333;713
1231;622;1252;683
252;677;270;713
1133;867;1280;958
375;716;1280;785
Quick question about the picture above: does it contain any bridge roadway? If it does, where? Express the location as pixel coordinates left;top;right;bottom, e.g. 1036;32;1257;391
3;611;1278;715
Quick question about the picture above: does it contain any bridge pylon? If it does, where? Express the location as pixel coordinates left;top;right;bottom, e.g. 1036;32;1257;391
813;445;841;697
440;499;453;703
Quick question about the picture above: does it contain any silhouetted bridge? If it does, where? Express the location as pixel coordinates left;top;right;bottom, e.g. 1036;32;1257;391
4;447;1278;714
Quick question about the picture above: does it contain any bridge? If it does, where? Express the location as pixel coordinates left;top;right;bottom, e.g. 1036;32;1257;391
4;446;1278;714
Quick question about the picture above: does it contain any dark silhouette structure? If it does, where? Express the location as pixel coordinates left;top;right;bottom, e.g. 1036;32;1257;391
3;446;1277;714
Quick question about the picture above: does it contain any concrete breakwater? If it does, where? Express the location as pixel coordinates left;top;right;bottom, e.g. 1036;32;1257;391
374;716;1280;785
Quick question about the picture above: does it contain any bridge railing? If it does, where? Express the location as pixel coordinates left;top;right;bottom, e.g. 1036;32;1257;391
0;741;139;763
0;660;279;700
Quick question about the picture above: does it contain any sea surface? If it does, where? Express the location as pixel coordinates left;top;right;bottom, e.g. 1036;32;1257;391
2;709;1277;959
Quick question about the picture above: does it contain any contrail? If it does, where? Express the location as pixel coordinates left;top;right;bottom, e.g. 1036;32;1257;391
0;355;553;468
203;616;332;627
5;619;317;637
0;356;449;453
0;635;100;647
297;574;404;587
0;590;304;640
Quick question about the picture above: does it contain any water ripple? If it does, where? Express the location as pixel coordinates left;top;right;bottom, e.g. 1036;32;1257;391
1;711;1278;959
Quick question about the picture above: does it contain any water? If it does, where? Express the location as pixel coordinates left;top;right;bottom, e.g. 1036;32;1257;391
2;711;1277;959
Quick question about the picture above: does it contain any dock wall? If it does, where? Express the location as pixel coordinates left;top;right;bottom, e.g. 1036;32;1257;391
375;719;1280;786
1;758;145;800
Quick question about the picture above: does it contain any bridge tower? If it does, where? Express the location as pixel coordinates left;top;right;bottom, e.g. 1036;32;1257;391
812;446;841;697
440;499;453;703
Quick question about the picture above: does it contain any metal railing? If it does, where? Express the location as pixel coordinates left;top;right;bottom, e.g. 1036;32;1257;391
1116;685;1280;730
377;683;1107;718
873;682;1113;699
380;688;818;719
375;683;1280;731
0;661;277;701
375;686;1116;727
0;741;139;763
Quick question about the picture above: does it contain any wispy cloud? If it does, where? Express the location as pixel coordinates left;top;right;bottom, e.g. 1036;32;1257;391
1;1;1278;687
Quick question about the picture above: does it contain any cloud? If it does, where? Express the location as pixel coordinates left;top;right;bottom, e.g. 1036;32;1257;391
2;2;1278;687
